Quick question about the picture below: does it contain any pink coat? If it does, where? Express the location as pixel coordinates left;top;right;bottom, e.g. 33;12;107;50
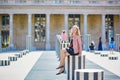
72;35;82;55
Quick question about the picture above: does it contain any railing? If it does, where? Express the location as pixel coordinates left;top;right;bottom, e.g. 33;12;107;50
0;0;120;6
0;35;32;53
84;34;92;51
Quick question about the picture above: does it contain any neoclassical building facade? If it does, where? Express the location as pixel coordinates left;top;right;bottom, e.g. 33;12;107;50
0;0;120;50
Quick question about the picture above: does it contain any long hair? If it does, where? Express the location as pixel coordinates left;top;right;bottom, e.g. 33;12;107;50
70;25;81;37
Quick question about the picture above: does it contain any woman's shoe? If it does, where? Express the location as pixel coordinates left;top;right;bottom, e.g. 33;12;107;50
56;66;64;69
56;70;64;75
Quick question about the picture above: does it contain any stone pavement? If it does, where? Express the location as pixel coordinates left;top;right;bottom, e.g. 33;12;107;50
0;51;120;80
25;51;120;80
0;51;42;80
25;51;66;80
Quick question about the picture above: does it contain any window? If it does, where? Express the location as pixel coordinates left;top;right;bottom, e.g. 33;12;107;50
34;14;46;42
105;15;114;42
68;14;80;30
34;0;44;3
2;15;9;26
15;0;26;3
70;0;81;4
1;30;10;48
0;0;8;3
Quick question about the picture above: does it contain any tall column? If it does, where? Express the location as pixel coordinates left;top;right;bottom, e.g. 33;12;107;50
9;14;14;48
27;14;32;51
119;15;120;34
28;14;32;36
64;14;68;33
102;14;106;50
83;14;88;50
46;13;51;50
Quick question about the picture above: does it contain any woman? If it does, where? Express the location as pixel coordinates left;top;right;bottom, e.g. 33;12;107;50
98;37;103;51
61;30;68;41
56;25;82;75
109;37;114;54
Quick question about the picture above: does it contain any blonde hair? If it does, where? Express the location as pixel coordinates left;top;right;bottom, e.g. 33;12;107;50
70;25;81;37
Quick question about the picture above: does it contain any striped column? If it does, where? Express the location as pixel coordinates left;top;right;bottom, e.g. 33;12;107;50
0;60;10;66
108;54;118;60
75;69;104;80
61;41;70;50
100;53;108;57
15;53;22;58
66;55;85;80
8;55;17;61
94;51;101;54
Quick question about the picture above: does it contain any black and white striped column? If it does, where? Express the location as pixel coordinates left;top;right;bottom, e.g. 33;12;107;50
21;51;26;55
0;60;10;66
15;53;22;58
100;53;108;57
61;41;69;50
66;55;85;80
75;69;104;80
94;51;101;54
108;54;118;60
8;55;17;61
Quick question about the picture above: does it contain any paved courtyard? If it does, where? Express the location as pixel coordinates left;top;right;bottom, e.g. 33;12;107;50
0;51;120;80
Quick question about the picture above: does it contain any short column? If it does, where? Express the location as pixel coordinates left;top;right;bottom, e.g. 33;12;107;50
75;69;104;80
66;55;85;80
0;58;10;66
8;55;17;61
60;41;69;50
108;54;118;60
100;53;108;57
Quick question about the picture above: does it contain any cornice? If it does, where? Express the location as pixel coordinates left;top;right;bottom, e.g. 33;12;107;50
0;5;119;15
0;5;120;10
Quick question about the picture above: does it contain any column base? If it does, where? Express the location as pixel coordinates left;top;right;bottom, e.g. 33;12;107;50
9;44;15;50
46;43;51;50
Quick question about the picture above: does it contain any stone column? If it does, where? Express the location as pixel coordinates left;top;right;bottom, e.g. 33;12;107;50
64;14;69;33
9;14;14;48
83;14;88;50
46;13;51;50
102;14;106;50
0;36;1;52
119;15;120;34
27;14;32;51
28;14;32;36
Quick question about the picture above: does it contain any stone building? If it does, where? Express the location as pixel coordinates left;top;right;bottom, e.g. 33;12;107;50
0;0;120;50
